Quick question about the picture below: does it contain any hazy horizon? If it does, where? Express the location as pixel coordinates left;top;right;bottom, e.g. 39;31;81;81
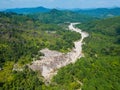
1;6;120;10
0;0;120;10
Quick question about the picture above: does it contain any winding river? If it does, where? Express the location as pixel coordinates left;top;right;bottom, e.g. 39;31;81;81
29;23;89;82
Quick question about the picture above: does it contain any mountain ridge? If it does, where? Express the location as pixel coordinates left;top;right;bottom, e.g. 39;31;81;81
4;6;50;14
3;7;120;19
74;7;120;18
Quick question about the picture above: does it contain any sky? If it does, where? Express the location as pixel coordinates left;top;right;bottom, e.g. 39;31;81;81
0;0;120;9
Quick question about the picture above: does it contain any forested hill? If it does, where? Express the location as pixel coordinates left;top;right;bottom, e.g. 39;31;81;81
4;7;120;19
29;9;96;24
0;12;82;89
4;6;50;14
0;12;81;67
78;16;120;38
75;7;120;18
47;16;120;90
0;11;120;90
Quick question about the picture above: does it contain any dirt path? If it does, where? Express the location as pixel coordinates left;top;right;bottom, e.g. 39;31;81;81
29;23;89;82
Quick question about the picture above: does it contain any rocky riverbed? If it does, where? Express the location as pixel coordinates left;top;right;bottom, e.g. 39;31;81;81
29;23;89;82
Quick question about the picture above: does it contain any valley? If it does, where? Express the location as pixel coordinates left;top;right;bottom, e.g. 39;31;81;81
29;23;88;82
0;6;120;90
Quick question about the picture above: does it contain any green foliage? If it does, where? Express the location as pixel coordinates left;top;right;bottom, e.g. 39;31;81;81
29;9;96;24
0;12;81;89
46;16;120;90
2;66;43;90
76;8;120;18
0;12;80;67
1;12;120;90
50;56;120;90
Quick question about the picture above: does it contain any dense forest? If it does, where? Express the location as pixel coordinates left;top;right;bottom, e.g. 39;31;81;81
29;9;96;24
0;12;81;89
0;10;120;90
0;12;81;66
44;16;120;90
75;7;120;18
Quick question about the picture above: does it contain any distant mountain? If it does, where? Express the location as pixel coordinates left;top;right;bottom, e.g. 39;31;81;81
4;7;120;18
74;7;120;18
4;6;50;14
30;9;96;23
